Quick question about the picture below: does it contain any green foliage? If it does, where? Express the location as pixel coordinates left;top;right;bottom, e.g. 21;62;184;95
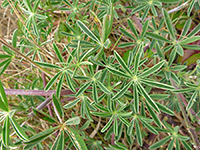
0;0;200;149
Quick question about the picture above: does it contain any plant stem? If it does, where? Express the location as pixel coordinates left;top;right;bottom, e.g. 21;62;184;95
170;79;200;150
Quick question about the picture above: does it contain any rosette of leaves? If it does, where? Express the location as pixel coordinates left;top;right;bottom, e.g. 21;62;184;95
173;80;200;112
0;82;87;149
61;0;86;22
147;9;200;61
150;121;192;150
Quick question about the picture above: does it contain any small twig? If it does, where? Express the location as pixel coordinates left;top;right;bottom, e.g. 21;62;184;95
89;117;101;138
29;96;53;117
158;1;190;17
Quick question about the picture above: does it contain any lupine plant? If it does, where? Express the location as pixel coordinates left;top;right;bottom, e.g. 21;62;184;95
0;0;200;149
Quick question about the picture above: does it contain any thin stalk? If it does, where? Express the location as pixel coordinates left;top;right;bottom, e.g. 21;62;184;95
170;79;200;150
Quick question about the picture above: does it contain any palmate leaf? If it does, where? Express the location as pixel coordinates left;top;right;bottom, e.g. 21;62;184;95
65;127;88;150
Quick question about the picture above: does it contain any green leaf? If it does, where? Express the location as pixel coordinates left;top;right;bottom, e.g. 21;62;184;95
101;115;114;132
141;20;149;39
111;81;132;100
66;72;76;93
162;9;176;40
77;20;100;43
155;102;174;115
135;119;143;146
155;43;165;59
140;79;174;90
168;137;175;150
149;135;172;149
35;61;61;69
32;108;57;124
45;71;62;91
146;102;162;127
187;24;200;37
140;119;158;134
64;98;81;109
96;80;110;94
130;5;147;17
186;91;197;111
76;81;92;97
187;0;196;16
65;117;80;125
118;42;135;48
120;28;136;41
91;111;112;117
9;117;29;141
23;0;33;12
181;140;193;150
138;83;159;113
92;83;98;103
12;29;18;48
181;44;200;50
2;116;10;146
127;19;139;39
128;119;135;135
158;0;181;3
24;126;59;150
56;72;65;98
107;66;131;78
0;97;9;112
0;81;9;109
114;50;132;76
179;19;192;40
0;54;11;59
53;43;65;63
114;116;118;136
139;60;165;78
179;36;200;44
146;32;172;43
168;47;177;66
52;95;64;118
134;85;139;113
118;115;130;127
65;127;88;150
52;130;65;150
134;45;143;74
